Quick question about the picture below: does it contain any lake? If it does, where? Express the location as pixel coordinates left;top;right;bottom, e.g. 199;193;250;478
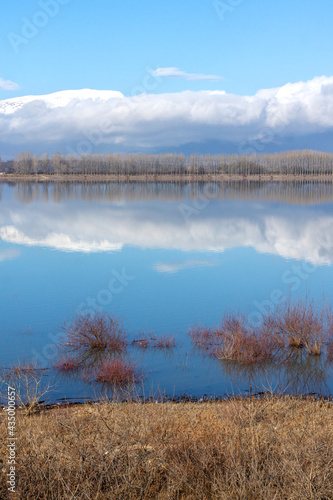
1;181;333;402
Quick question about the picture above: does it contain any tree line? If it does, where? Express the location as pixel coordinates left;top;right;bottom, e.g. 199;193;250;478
1;150;333;176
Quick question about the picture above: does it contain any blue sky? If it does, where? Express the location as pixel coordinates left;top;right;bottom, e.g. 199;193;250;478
1;0;333;99
1;0;333;157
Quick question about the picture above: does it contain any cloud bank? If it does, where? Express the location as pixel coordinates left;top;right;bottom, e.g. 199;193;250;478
1;76;333;156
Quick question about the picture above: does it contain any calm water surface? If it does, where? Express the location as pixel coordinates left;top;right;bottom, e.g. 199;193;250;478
0;181;333;401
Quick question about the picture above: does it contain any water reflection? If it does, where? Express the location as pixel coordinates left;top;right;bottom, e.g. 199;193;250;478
209;347;332;396
51;344;333;401
0;182;333;264
7;180;333;205
1;181;333;401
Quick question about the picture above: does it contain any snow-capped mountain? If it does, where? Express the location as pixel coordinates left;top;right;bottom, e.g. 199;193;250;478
0;89;124;115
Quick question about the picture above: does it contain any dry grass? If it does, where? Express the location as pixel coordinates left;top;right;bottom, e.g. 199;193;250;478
61;312;128;353
0;396;332;499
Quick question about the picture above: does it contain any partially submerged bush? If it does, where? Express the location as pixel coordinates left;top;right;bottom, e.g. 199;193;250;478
54;356;80;373
61;312;128;353
212;314;274;364
94;359;143;387
189;297;333;365
189;315;274;365
270;297;333;355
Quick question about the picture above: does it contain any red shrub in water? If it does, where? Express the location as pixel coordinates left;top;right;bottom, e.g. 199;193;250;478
54;357;80;372
94;359;143;387
189;314;274;365
189;297;333;364
61;312;128;353
212;314;275;365
269;297;333;355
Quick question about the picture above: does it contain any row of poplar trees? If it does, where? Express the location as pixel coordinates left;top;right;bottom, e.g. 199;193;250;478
8;150;333;176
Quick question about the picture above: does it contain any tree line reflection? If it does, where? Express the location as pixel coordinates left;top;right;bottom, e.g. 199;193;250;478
7;180;333;205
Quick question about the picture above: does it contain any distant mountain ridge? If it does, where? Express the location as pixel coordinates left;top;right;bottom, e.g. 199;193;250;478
0;89;124;115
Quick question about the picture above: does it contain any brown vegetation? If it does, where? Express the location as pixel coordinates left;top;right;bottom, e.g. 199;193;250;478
54;356;81;373
94;359;143;387
61;312;128;353
271;297;333;355
0;396;332;499
0;362;51;415
189;297;333;365
190;314;274;364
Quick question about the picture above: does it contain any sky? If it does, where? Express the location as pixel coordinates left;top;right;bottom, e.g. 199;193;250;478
1;0;333;157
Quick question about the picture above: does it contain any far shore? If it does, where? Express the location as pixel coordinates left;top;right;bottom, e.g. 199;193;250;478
2;173;333;183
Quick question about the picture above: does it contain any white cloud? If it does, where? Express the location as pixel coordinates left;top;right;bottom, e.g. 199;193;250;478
153;259;219;274
0;78;19;91
152;67;223;81
0;76;333;154
0;226;122;253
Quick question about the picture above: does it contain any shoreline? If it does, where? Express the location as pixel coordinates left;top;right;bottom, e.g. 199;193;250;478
2;391;332;413
2;173;333;183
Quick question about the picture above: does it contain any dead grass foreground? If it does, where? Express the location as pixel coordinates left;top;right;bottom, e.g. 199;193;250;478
1;396;333;499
